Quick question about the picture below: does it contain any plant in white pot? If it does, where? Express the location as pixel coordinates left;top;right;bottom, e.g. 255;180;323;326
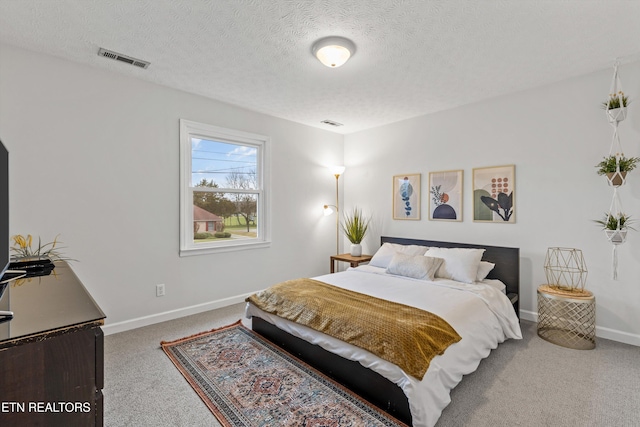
594;212;635;244
341;207;371;256
601;91;630;123
595;154;640;187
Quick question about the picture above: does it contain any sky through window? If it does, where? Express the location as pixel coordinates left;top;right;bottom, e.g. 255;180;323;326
191;138;257;188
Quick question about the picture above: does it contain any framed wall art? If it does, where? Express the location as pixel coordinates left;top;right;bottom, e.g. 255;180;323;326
429;170;463;221
473;165;515;223
393;173;420;220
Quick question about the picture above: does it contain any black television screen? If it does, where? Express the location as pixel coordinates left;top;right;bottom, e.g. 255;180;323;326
0;139;8;280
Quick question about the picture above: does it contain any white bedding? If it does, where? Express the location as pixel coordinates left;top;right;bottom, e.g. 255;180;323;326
245;265;522;427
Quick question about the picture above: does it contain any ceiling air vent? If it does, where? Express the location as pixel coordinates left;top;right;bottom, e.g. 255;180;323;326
320;119;343;127
98;48;150;69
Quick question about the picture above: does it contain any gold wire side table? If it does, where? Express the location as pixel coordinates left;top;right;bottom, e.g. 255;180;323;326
537;285;596;350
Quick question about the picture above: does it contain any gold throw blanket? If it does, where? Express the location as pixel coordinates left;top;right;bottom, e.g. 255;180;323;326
247;278;461;379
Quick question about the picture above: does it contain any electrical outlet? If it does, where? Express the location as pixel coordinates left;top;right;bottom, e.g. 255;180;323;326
156;284;165;297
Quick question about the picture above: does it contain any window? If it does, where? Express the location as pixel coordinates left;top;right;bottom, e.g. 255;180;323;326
180;120;270;255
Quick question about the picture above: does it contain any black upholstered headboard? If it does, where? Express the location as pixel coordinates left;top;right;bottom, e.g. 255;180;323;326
380;236;520;313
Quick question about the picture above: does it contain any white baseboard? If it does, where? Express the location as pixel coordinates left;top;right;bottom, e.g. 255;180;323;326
594;325;640;347
519;309;538;323
518;309;640;347
101;292;253;336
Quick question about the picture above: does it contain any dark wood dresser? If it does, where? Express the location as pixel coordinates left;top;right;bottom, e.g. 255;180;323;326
0;262;105;426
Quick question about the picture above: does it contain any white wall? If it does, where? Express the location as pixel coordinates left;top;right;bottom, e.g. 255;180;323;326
0;43;344;333
2;42;638;345
344;62;640;346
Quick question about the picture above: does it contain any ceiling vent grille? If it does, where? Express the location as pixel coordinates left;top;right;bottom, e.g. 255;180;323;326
320;119;343;127
98;48;150;69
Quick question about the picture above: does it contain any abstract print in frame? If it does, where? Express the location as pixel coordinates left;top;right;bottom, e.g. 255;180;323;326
473;165;515;223
393;173;420;220
429;170;463;222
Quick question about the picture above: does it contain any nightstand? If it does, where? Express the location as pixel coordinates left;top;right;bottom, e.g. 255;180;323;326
330;253;373;273
537;284;595;350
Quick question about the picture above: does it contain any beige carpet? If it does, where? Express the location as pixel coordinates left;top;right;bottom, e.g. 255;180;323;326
104;304;640;426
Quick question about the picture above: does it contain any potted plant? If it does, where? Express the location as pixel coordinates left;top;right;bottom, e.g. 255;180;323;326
601;91;630;123
9;234;75;279
10;234;73;263
595;154;640;186
594;213;635;244
340;207;371;256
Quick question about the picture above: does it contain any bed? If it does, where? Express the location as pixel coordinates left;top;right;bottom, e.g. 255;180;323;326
245;236;521;427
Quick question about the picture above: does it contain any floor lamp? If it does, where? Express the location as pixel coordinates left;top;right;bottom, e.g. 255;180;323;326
324;166;345;255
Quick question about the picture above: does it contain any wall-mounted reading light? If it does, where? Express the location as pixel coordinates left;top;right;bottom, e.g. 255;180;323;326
323;204;336;216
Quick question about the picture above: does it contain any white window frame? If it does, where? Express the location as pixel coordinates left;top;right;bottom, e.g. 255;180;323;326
179;119;271;256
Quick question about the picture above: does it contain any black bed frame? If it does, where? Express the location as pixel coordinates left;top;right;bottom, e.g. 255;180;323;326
252;236;520;425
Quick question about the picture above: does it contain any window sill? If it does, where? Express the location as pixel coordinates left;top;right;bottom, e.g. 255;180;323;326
180;240;271;257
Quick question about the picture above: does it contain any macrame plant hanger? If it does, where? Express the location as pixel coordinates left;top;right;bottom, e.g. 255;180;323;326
605;62;627;124
606;188;626;279
603;61;628;279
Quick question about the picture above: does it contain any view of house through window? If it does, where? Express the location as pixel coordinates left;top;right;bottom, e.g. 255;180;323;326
180;120;269;254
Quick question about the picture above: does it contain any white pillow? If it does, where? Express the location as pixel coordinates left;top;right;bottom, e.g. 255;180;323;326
369;243;429;268
476;261;495;282
481;278;506;293
386;253;443;281
425;247;485;284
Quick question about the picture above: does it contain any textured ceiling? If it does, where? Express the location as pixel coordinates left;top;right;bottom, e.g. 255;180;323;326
1;0;640;134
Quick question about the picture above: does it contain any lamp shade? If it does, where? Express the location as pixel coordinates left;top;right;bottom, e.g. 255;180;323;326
329;165;345;176
323;205;335;216
312;37;355;68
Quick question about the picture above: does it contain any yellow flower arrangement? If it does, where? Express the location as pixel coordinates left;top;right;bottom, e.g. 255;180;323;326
10;234;74;262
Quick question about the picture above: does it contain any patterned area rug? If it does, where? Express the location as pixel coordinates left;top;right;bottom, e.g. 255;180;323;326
161;321;408;427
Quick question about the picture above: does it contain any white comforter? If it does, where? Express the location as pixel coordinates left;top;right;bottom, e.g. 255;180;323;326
245;266;522;427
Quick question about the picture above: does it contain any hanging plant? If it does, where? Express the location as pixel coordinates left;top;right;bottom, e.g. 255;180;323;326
595;213;634;245
600;64;630;280
596;154;640;175
594;212;635;231
602;92;629;123
601;92;630;110
596;154;640;186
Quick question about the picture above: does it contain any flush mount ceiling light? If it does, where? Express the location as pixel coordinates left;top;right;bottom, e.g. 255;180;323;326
312;36;356;68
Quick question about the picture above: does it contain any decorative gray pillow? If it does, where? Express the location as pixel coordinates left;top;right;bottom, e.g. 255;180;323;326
386;253;443;281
